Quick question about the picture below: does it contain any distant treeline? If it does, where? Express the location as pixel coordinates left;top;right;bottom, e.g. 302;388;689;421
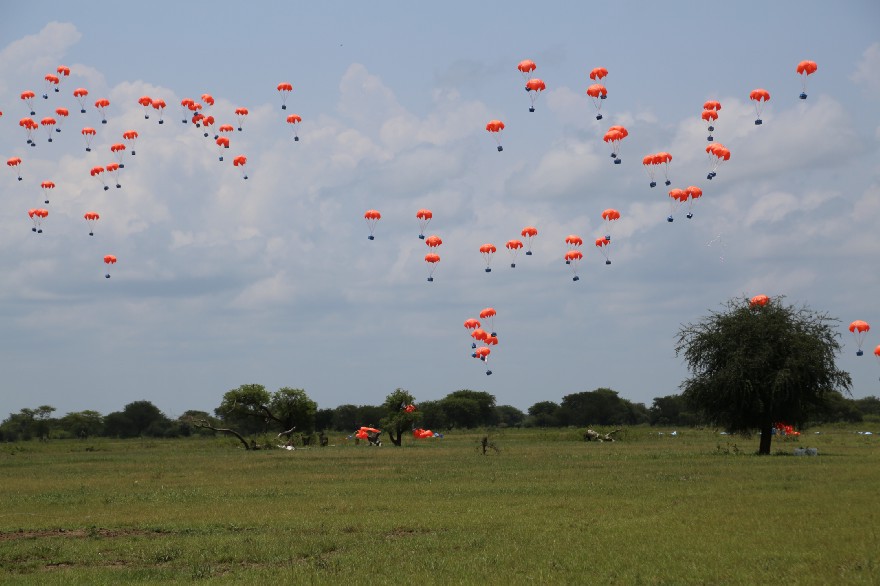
1;387;877;442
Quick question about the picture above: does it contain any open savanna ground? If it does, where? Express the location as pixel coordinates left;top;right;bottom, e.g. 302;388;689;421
1;426;878;584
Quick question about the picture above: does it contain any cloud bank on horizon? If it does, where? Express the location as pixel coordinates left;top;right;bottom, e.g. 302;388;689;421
1;5;878;418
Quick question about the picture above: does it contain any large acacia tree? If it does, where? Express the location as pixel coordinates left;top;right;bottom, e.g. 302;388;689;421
675;296;852;454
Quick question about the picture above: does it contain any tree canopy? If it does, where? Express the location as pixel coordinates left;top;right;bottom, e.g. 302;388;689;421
675;296;852;454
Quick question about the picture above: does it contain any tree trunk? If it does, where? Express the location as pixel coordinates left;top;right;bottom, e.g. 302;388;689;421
191;419;254;450
758;423;773;455
388;429;402;446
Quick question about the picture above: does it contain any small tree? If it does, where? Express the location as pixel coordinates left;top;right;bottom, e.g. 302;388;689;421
380;388;421;446
675;296;852;454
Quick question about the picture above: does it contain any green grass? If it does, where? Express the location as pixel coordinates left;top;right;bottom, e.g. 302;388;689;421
1;427;878;584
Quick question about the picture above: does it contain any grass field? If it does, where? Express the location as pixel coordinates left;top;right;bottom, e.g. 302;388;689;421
1;426;878;584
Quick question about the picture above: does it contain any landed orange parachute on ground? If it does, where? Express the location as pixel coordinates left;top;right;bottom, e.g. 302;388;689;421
849;320;870;356
364;209;381;240
521;226;537;256
749;89;770;125
797;60;817;99
412;428;437;439
486;120;505;151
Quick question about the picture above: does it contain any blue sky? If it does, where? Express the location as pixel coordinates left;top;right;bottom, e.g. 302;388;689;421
1;1;878;418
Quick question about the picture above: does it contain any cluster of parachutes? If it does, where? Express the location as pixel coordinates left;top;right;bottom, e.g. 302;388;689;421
3;65;315;278
464;308;499;375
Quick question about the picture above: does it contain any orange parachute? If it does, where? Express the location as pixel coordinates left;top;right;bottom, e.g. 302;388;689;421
40;180;54;204
90;165;108;191
416;208;432;239
521;226;538;256
19;117;38;146
364;209;381;240
565;234;583;250
110;143;127;167
506;239;523;267
849;320;870;356
479;243;497;272
666;188;689;222
84;211;100;236
94;98;110;124
589;67;608;82
797;60;817;99
486;120;505;151
54;107;68;133
21;90;36;115
603;126;628;164
749;88;770;125
595;237;611;265
517;59;536;77
601;208;620;242
105;162;122;189
473;346;492;375
138;95;152;119
81;127;96;152
750;294;770;308
702;109;718;141
123;130;139;156
151;98;167;124
43;74;59;99
104;254;116;279
7;156;22;181
425;235;442;248
40;117;56;142
286;114;302;141
28;208;48;233
233;155;248;179
706;143;730;180
480;308;497;336
565;250;583;281
464;318;481;331
234;107;248;131
73;87;89;113
525;78;545;112
216;136;230;161
201;93;214;108
425;253;440;282
277;82;293;109
684;186;702;219
586;84;608;120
